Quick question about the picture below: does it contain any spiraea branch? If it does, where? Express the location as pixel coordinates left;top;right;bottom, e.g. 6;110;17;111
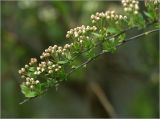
18;0;160;104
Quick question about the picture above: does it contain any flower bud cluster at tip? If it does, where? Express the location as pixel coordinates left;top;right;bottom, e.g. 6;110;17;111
66;25;97;39
18;58;37;75
90;11;127;24
121;0;139;15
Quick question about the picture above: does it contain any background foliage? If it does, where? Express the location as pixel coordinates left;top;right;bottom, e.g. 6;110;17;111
1;1;159;118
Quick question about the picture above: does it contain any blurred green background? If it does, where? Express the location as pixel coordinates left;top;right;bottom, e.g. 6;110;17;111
1;1;159;118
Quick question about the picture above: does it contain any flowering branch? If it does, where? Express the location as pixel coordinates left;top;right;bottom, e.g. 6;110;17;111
67;28;159;76
19;28;159;104
18;0;160;104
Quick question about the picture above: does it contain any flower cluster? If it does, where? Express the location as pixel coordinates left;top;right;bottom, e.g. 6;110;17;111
145;0;160;7
24;78;40;89
90;11;127;24
147;0;160;4
18;58;40;89
35;61;62;75
40;43;73;60
66;25;97;39
121;0;139;14
18;58;38;77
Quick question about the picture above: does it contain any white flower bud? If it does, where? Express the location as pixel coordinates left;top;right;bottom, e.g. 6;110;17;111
25;65;29;68
93;26;97;30
18;70;22;74
135;5;139;10
80;40;83;43
30;78;34;81
70;43;74;46
91;14;94;19
74;32;78;37
40;56;43;59
26;77;30;81
127;7;132;11
92;20;95;23
37;67;40;71
53;45;57;48
106;15;110;19
41;68;45;72
119;15;123;19
124;16;127;19
134;11;138;14
48;61;52;66
130;4;133;8
48;66;52;70
111;11;115;14
21;75;25;79
26;81;30;86
95;17;100;20
35;80;39;84
37;71;41;75
123;3;127;6
21;68;25;72
30;85;34;89
48;70;53;74
34;71;38;75
124;7;128;11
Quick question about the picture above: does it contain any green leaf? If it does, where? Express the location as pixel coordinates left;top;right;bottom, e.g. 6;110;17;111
66;52;72;60
28;67;35;72
71;65;77;69
144;11;153;20
92;32;101;37
107;27;119;34
20;84;38;98
103;39;117;53
58;71;67;81
57;60;68;64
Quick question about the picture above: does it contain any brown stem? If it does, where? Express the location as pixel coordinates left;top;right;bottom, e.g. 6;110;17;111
89;81;117;118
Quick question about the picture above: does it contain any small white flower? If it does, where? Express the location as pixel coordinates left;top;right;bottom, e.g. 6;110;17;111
80;40;83;43
134;11;138;14
48;70;53;74
91;15;94;19
30;85;34;89
25;65;29;68
26;81;30;86
124;7;128;11
74;32;78;37
35;80;40;84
